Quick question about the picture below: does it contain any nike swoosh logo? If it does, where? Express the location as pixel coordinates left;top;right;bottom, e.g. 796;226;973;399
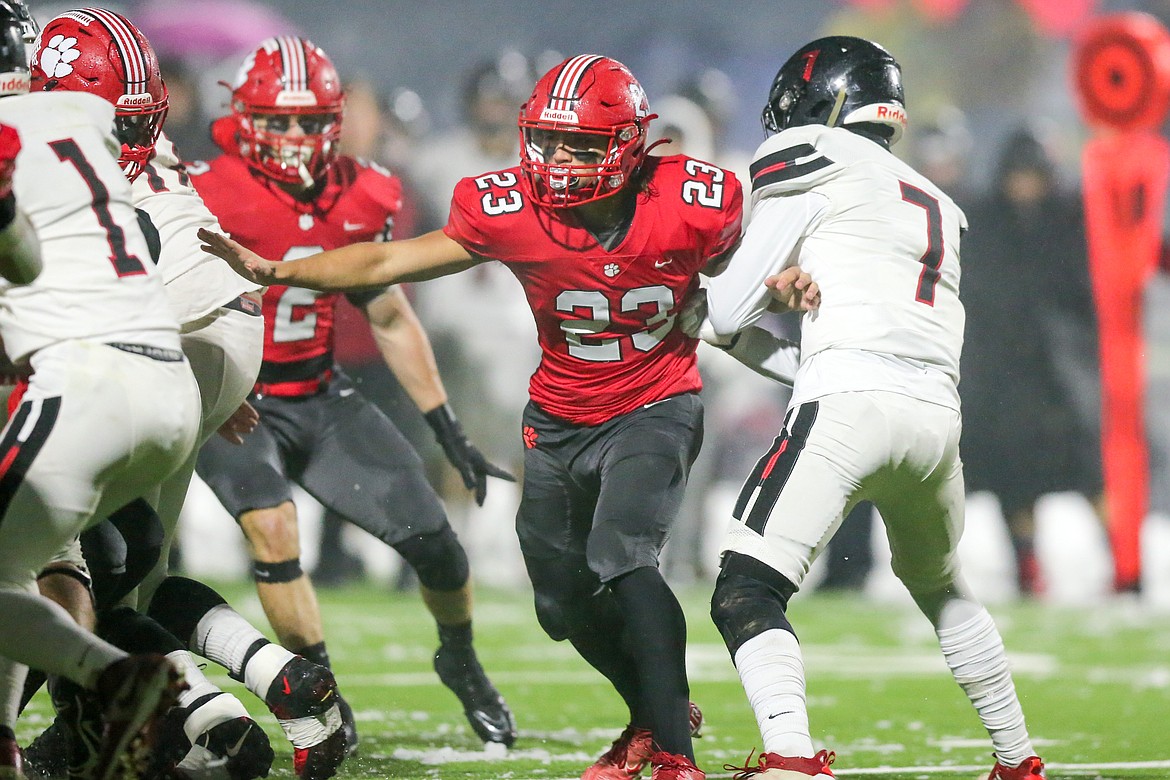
225;725;252;758
766;710;795;719
654;258;673;268
339;388;356;397
282;676;292;695
343;221;365;231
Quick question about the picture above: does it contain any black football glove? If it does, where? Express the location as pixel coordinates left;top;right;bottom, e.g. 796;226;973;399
424;403;516;505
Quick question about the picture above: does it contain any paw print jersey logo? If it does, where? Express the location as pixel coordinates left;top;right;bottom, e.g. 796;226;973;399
522;425;539;449
39;35;81;78
603;262;620;277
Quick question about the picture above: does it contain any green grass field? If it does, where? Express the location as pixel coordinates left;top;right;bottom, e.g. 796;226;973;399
18;581;1170;780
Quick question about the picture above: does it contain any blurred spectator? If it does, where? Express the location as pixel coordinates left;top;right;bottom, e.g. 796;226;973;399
960;126;1106;596
905;105;977;208
157;56;218;162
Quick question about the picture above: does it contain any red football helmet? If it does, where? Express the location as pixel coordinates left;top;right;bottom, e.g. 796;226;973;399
29;8;168;181
226;36;343;186
518;54;656;207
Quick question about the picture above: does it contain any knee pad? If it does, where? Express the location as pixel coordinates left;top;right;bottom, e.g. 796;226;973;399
107;498;165;586
710;552;800;657
394;526;469;592
527;556;609;642
97;605;183;654
147;575;229;646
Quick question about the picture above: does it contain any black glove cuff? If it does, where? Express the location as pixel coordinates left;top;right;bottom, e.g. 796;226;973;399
424;403;465;446
0;193;15;232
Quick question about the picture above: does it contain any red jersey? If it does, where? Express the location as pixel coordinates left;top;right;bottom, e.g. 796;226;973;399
444;155;742;425
189;153;401;396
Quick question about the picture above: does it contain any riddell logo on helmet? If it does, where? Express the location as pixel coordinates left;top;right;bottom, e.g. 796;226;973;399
0;74;29;94
875;105;906;123
117;93;154;107
540;108;578;123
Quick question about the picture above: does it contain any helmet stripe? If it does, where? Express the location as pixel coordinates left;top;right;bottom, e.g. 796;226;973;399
276;36;308;92
77;7;147;93
548;54;603;111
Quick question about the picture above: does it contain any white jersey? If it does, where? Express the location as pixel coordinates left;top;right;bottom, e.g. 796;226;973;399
132;132;260;326
0;92;179;363
705;124;966;410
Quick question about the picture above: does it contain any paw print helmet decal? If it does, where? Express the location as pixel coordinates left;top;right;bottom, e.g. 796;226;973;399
225;36;344;187
29;7;169;181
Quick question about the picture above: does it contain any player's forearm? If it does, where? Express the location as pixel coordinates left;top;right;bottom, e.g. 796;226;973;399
370;310;448;413
273;241;395;291
0;204;42;285
717;325;800;386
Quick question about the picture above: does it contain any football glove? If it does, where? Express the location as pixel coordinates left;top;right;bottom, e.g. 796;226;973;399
424;404;516;506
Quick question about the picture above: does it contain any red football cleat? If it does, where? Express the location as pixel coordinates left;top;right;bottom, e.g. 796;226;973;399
988;755;1045;780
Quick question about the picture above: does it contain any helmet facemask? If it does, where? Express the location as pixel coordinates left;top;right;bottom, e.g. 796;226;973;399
114;94;168;180
519;121;641;207
236;107;341;188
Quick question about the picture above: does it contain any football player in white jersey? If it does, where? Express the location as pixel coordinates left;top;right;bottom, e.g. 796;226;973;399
21;9;348;780
692;38;1045;780
0;2;198;777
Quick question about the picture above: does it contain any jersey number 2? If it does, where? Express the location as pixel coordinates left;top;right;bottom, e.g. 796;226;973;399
50;139;147;278
899;181;944;305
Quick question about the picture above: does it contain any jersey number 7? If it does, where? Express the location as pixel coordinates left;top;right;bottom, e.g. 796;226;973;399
899;180;944;306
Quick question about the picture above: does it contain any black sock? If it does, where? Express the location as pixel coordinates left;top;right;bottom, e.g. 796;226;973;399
437;621;473;649
295;641;331;669
611;567;692;759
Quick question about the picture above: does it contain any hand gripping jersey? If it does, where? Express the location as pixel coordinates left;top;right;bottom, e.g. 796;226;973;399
0;92;179;362
444;155;742;425
745;125;966;404
189;153;400;395
131;132;260;326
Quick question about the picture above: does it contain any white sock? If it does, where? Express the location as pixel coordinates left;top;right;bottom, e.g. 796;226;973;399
180;689;250;743
192;604;272;677
242;643;297;703
935;601;1035;766
734;628;815;757
168;649;222;709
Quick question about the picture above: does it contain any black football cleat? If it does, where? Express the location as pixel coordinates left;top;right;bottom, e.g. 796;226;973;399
433;645;516;747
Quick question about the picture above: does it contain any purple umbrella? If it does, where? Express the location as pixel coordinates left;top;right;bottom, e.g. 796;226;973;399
133;0;299;58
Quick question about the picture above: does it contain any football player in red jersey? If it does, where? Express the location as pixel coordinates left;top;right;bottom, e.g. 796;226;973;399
201;54;817;780
189;36;517;752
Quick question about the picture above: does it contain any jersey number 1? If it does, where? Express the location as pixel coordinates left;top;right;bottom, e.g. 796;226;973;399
49;139;147;278
899;181;943;306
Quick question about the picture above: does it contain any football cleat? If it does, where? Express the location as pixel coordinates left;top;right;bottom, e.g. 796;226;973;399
688;702;703;739
178;715;275;780
988;756;1045;780
263;656;346;780
581;726;653;780
433;645;517;747
21;717;67;780
0;731;24;780
649;752;705;780
92;654;187;780
725;749;835;779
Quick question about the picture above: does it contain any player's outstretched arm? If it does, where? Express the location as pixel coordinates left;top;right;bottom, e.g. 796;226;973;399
197;227;479;291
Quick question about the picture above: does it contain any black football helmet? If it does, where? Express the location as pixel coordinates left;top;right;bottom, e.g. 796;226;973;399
0;0;36;97
762;36;907;147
